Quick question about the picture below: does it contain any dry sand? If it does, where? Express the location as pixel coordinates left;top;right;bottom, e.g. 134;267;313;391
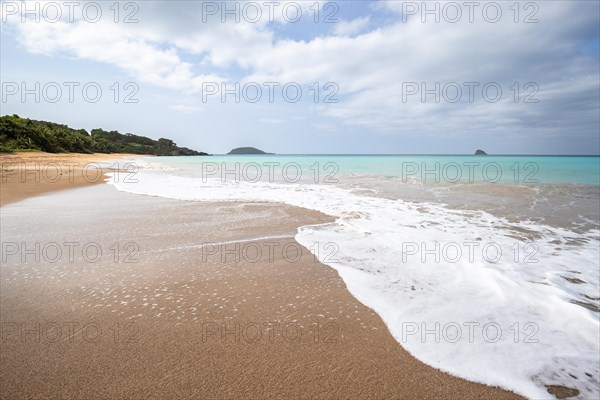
0;152;140;206
0;157;524;399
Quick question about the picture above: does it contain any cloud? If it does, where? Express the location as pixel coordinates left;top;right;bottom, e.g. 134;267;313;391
10;17;225;92
240;1;599;140
3;0;599;148
332;17;370;37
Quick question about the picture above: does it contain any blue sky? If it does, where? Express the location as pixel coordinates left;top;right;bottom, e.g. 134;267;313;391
1;0;599;154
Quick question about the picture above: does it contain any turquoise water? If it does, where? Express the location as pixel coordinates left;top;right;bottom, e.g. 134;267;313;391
156;155;600;185
145;154;600;231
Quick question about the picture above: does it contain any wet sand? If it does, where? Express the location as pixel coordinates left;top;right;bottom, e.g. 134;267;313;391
0;174;524;398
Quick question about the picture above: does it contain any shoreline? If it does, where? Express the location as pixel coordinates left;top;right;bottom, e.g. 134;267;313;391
0;152;143;207
0;157;524;399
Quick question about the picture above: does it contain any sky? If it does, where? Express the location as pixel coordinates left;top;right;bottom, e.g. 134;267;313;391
1;0;599;155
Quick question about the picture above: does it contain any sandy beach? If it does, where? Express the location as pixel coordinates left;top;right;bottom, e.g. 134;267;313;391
0;153;523;399
0;152;139;206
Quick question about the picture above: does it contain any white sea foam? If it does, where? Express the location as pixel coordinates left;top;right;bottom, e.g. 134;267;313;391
108;168;600;399
122;157;181;172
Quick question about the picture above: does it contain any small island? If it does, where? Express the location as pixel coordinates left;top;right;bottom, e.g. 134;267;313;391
228;147;272;155
475;149;488;155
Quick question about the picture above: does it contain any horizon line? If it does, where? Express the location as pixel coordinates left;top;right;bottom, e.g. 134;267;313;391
210;153;600;157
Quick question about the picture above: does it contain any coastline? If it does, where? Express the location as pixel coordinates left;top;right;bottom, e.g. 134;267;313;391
0;152;142;206
0;158;523;399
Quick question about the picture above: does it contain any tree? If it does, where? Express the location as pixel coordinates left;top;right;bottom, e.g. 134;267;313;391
156;138;176;155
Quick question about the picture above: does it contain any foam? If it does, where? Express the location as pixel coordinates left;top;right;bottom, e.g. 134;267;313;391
108;168;600;399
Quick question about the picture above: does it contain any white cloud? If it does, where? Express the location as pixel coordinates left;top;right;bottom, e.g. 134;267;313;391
332;17;370;37
11;17;225;92
3;0;599;144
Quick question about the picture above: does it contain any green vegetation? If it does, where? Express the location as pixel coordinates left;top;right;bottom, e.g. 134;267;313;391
228;147;272;155
0;115;208;156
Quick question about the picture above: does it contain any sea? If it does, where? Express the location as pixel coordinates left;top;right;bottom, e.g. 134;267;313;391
108;154;600;399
